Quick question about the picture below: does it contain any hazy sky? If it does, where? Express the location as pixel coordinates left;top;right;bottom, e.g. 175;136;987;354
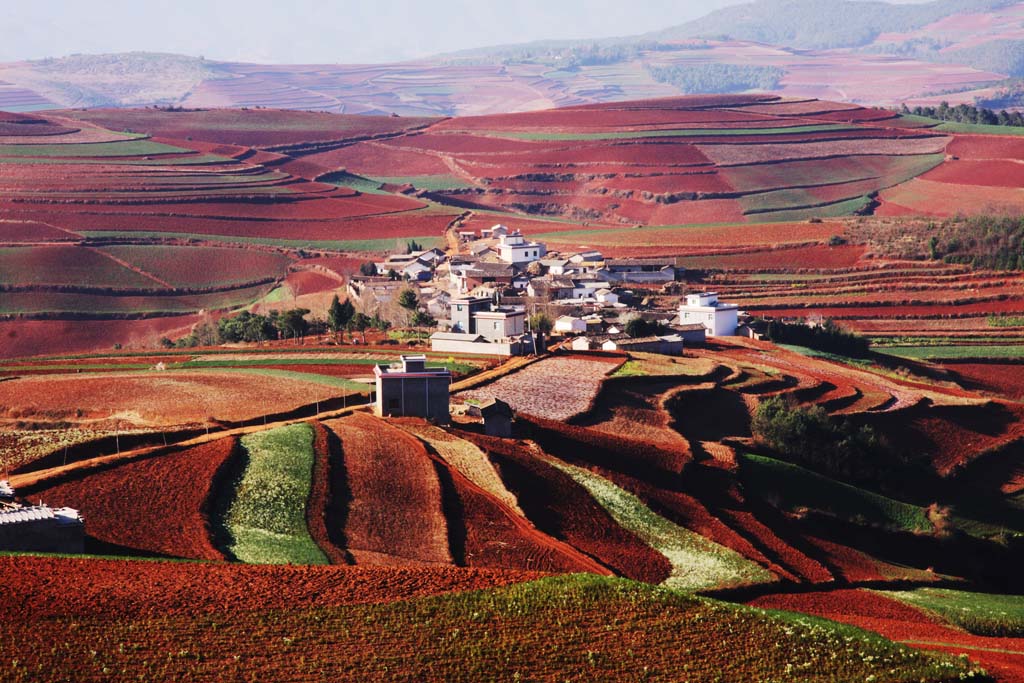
0;1;795;64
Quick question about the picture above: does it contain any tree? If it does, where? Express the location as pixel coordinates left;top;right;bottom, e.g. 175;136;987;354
528;312;553;335
411;310;436;328
625;317;656;338
349;312;372;332
327;295;354;334
398;289;419;311
359;262;377;276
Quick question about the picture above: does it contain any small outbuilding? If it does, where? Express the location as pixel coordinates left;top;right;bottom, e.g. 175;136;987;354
468;398;515;438
554;315;587;335
374;354;451;423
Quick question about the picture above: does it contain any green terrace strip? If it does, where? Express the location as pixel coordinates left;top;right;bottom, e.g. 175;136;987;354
539;454;776;591
470;123;858;141
220;423;328;565
79;231;446;252
0;139;191;157
0;347;490;363
878;587;1024;638
879;345;1024;360
371;175;477;191
0;574;986;682
739;453;933;534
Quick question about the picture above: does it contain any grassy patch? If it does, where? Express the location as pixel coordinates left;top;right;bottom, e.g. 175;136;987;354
880;345;1024;361
880;587;1024;637
540;455;776;591
739;453;933;533
221;423;328;564
752;195;873;222
610;360;649;377
372;175;476;191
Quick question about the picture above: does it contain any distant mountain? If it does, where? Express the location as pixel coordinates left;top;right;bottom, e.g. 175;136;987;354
3;0;1024;116
654;0;1016;50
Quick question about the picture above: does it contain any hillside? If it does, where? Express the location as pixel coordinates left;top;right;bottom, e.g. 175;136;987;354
4;2;1024;115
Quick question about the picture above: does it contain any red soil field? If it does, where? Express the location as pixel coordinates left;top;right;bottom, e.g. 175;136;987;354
55;108;439;149
943;362;1024;400
284;270;340;296
1;207;458;242
2;555;540;620
0;315;203;359
308;422;351;564
880;177;1024;216
751;590;1024;683
697;136;950;166
0;245;159;288
382;422;607;574
0;219;77;242
99;245;294;289
462;431;670;583
304;140;454;176
298;254;365;278
947;134;1024;160
0;371;335;427
679;244;866;270
923;159;1024;188
853;401;1024;475
28;438;236;560
324;413;452;565
542;221;841;253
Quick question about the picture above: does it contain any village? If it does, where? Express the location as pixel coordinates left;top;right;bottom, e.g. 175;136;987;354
347;223;748;358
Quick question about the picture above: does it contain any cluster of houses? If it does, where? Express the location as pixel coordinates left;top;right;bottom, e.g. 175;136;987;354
0;480;84;554
347;223;743;357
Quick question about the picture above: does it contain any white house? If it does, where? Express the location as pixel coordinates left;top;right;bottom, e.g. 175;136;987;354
497;231;546;265
678;292;739;337
595;289;619;305
554;315;587;335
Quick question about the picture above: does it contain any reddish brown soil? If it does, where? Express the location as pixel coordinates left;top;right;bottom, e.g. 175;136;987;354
29;438;236;560
943;363;1024;400
323;413;452;566
751;589;1024;683
2;555;540;620
461;431;670;583
0;316;204;359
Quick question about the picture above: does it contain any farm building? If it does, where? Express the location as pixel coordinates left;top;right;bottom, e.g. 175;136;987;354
601;258;681;284
496;231;547;265
666;323;708;344
602;334;686;355
554;315;587;335
678;292;739;337
430;332;533;356
467;398;515;437
374;355;451;423
0;502;84;554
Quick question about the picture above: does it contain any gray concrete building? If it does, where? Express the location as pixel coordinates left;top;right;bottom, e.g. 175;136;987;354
374;355;451;423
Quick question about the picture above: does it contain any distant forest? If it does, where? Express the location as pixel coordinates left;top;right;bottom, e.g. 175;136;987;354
647;63;784;94
902;101;1024;127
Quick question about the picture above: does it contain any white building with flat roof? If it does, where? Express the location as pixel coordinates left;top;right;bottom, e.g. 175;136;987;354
678;292;739;337
497;231;546;265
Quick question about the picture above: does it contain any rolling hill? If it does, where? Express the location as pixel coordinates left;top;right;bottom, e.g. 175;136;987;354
4;1;1024;115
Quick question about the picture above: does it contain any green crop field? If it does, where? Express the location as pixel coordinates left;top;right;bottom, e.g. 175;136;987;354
880;345;1024;360
220;423;327;565
372;175;476;191
880;587;1024;637
739;453;933;533
542;455;776;591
